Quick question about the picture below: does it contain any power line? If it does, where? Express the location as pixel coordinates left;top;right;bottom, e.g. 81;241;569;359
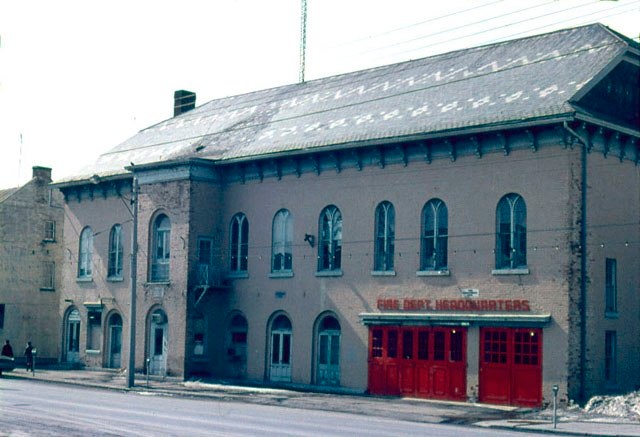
389;0;639;59
330;0;504;48
368;0;562;54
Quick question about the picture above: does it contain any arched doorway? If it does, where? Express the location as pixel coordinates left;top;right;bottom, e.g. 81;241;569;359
64;308;81;363
227;313;248;378
148;308;168;375
316;314;341;386
268;314;292;382
107;313;123;369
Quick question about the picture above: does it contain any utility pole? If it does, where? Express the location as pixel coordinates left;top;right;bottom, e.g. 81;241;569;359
299;0;308;83
127;176;139;388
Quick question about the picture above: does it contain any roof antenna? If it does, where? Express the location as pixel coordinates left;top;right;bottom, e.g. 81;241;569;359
18;133;23;182
298;0;308;83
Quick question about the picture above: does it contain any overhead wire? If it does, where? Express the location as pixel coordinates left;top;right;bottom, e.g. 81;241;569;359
329;0;505;48
388;0;639;59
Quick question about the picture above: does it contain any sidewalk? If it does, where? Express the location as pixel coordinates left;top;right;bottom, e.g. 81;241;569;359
5;367;640;436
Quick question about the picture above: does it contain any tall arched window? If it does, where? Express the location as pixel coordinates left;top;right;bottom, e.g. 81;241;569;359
318;205;342;272
374;201;395;271
78;226;93;278
150;214;171;282
230;213;249;273
271;209;293;273
108;224;123;279
421;199;448;270
496;193;527;269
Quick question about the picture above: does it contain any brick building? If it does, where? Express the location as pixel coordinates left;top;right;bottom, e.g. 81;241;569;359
53;24;639;406
0;166;64;364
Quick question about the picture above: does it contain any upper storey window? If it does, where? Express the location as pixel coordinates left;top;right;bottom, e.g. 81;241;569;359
108;224;123;279
78;226;93;279
318;206;342;272
230;213;249;273
495;193;527;270
272;209;293;273
421;199;448;271
374;201;395;272
150;214;171;282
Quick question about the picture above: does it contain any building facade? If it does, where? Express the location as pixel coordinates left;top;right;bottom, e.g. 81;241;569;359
54;24;639;406
0;166;64;364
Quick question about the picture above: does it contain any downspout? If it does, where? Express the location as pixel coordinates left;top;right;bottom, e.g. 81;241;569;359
563;121;588;403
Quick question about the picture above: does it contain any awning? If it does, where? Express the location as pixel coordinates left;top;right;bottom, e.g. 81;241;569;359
359;312;552;327
83;301;103;311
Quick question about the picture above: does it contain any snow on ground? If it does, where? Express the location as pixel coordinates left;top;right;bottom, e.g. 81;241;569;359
534;391;640;423
583;391;640;421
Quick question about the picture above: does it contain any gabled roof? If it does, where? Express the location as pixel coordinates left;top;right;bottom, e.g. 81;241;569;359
61;23;637;184
0;187;19;204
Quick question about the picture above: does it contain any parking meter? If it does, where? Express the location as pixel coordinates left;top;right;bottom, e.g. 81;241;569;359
32;349;37;375
552;384;559;428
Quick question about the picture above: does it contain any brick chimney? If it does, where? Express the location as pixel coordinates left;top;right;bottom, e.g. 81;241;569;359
174;90;196;116
32;166;52;182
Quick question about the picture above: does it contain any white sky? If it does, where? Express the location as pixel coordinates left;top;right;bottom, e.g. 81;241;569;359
0;0;638;188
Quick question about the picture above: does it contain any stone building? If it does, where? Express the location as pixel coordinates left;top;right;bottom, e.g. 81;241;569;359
53;24;639;406
0;166;64;364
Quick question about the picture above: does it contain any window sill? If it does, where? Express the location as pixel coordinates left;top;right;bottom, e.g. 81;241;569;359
86;349;101;355
39;287;55;292
42;239;56;244
605;311;619;319
107;276;124;282
226;271;249;279
315;270;343;277
492;268;530;275
76;277;93;283
145;281;171;286
371;270;396;277
269;271;294;278
416;269;450;277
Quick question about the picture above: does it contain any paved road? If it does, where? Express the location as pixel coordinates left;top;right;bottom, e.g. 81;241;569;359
0;378;549;436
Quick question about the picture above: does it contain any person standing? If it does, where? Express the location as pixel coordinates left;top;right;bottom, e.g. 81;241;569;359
24;341;34;372
1;340;13;358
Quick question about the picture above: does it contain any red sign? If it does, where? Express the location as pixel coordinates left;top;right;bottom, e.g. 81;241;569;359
377;298;530;312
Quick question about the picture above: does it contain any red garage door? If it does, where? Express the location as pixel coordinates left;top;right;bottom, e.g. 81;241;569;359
479;327;542;407
369;326;466;401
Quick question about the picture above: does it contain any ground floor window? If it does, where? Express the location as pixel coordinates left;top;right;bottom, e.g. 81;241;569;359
605;330;617;384
87;311;102;351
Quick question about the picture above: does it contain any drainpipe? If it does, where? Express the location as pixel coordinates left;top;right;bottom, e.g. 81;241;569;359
563;122;588;403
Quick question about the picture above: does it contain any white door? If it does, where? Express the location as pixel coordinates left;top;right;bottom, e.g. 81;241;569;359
66;309;81;363
317;331;340;386
270;331;291;382
269;315;292;382
149;311;167;375
108;314;122;369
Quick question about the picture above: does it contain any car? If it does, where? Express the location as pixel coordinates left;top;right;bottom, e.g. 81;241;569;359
0;356;16;375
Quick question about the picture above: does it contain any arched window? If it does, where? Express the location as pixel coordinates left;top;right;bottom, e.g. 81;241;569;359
318;205;342;271
230;213;249;272
271;209;293;273
108;224;123;278
78;226;93;278
496;193;527;269
421;199;448;270
374;201;395;271
150;214;171;282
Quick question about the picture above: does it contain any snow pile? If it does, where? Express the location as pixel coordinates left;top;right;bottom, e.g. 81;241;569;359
583;391;640;420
